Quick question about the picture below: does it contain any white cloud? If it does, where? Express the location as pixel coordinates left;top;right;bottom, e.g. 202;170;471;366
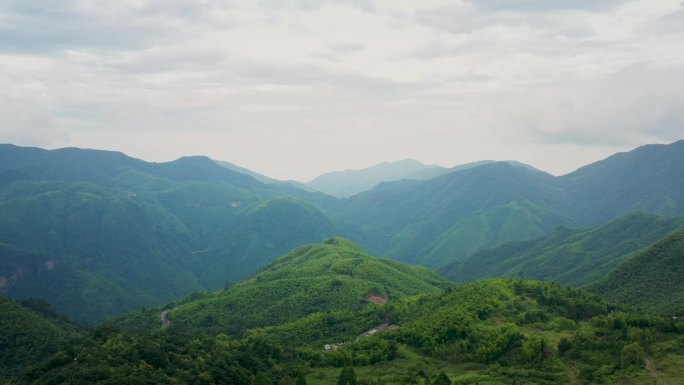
0;0;682;180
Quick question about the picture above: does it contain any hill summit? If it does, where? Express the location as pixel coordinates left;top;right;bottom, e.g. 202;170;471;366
117;238;447;334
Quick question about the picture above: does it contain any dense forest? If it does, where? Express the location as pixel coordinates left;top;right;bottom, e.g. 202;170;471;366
1;141;684;323
2;140;684;384
3;265;684;384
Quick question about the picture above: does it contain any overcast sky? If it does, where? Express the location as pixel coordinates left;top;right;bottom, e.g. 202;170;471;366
2;0;683;181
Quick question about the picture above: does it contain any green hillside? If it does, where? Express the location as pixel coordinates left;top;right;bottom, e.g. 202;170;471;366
560;140;684;224
333;162;570;267
0;146;353;323
15;278;684;385
329;140;684;271
440;212;684;286
0;297;79;381
138;238;447;334
589;228;684;316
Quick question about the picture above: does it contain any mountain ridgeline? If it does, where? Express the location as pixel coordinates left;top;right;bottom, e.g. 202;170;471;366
1;140;684;324
439;212;684;287
0;145;350;323
328;140;684;269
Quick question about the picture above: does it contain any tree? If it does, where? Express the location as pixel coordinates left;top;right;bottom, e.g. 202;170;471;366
296;372;308;385
620;342;645;369
337;366;357;385
433;372;452;385
252;373;272;385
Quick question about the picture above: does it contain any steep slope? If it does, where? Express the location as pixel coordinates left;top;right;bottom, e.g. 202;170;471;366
198;197;346;286
440;212;684;286
0;297;78;381
0;145;350;323
306;159;448;198
139;238;447;334
214;159;279;184
589;228;684;316
334;162;570;267
330;140;684;269
560;139;684;224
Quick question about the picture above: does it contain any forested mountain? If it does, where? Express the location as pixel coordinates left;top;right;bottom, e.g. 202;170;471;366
8;276;684;384
329;140;684;270
589;228;684;316
2;140;684;324
439;212;684;286
560;140;684;224
306;159;449;198
0;297;79;382
0;145;352;323
112;238;447;335
331;162;569;268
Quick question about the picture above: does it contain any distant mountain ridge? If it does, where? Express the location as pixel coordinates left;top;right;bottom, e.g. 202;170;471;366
329;140;684;268
1;139;684;323
439;212;684;286
305;159;447;198
305;158;541;198
0;144;356;323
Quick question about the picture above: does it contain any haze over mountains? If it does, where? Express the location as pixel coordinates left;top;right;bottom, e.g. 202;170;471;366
2;140;684;384
1;140;684;324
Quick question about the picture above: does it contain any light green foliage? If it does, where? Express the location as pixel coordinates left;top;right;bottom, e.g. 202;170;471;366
150;238;447;334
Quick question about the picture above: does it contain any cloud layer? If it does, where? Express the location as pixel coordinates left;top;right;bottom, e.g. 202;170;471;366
2;0;683;180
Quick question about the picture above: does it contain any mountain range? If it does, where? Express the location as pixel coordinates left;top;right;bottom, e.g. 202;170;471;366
4;238;684;384
1;140;684;324
439;211;684;287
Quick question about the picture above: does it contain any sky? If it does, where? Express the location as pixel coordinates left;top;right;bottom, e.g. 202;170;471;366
1;0;683;181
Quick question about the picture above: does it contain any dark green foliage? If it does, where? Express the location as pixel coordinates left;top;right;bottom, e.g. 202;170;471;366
620;342;645;368
589;228;684;315
296;372;308;385
440;212;684;286
432;372;451;385
333;162;569;268
0;146;355;323
560;140;684;225
0;297;75;381
331;140;684;271
337;367;357;385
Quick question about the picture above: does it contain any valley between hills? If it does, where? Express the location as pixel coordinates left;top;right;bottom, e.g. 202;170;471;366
2;140;684;384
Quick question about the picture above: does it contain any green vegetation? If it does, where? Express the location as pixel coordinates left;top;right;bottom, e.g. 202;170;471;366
0;145;355;323
0;297;79;382
6;277;684;385
589;228;684;316
333;162;569;268
2;139;684;325
330;140;684;270
114;238;447;335
440;212;684;286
